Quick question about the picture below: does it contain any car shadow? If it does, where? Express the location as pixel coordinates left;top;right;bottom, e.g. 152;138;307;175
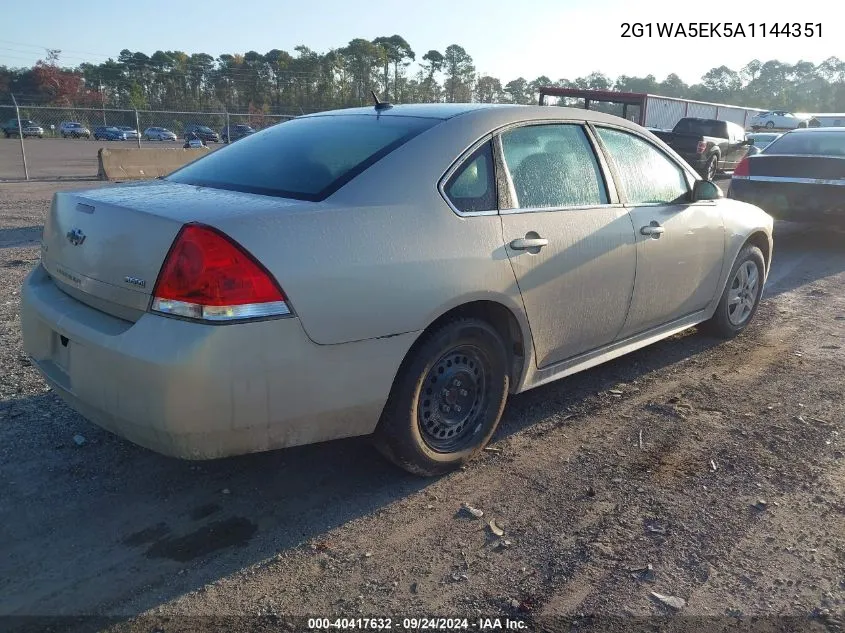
0;321;731;629
762;221;845;298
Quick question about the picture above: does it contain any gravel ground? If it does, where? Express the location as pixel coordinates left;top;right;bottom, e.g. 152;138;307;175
0;181;843;633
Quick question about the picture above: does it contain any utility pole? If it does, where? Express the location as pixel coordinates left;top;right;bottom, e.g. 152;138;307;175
11;94;29;181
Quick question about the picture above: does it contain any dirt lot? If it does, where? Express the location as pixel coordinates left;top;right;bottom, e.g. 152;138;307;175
0;138;224;180
0;180;843;633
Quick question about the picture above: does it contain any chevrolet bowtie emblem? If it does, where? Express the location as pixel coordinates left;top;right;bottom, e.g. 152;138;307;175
66;228;86;246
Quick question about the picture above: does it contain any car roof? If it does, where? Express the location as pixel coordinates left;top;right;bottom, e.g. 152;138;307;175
785;127;845;134
300;102;646;129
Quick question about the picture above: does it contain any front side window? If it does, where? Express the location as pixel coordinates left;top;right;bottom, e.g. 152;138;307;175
443;141;496;213
596;128;689;204
500;124;608;209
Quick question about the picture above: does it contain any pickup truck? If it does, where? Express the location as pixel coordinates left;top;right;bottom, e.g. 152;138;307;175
652;117;752;180
2;118;44;138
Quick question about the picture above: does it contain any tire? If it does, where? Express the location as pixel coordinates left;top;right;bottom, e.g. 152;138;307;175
703;154;718;181
3;131;9;138
373;318;510;476
765;121;775;129
701;245;765;339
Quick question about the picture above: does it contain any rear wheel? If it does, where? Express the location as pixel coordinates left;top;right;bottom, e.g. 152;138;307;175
765;121;775;129
373;318;510;476
701;245;765;339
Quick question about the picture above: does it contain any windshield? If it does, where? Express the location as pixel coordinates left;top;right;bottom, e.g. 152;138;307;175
168;114;439;201
762;131;845;156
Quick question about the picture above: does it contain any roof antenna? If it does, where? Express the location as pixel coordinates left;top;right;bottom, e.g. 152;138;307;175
371;90;392;111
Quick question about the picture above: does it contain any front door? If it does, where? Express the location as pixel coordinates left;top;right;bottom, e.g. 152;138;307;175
592;126;725;337
497;123;637;368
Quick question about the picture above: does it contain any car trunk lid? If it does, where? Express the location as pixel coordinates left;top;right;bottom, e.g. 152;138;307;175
40;181;309;322
746;154;845;181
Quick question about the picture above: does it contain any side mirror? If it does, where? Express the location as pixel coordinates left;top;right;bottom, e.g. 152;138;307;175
692;179;723;201
745;138;754;145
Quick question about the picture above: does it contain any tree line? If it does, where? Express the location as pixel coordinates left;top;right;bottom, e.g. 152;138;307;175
1;38;844;114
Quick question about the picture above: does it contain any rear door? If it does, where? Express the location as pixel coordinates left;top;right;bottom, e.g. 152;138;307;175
497;122;637;368
592;125;725;337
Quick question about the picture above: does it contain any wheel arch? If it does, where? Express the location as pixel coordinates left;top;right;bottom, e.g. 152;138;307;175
744;230;772;276
707;227;772;319
394;299;534;396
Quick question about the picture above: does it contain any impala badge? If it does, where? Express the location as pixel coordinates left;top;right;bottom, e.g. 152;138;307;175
124;276;146;288
66;228;86;246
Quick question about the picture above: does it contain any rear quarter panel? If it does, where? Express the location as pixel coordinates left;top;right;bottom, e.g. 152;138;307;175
209;112;530;347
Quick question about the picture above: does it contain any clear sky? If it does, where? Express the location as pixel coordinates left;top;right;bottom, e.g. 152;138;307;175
0;0;840;85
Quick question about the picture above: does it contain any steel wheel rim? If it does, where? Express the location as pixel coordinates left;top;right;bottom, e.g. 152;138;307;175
727;260;760;326
418;345;489;453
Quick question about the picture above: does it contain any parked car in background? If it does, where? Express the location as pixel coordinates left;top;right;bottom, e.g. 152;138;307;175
117;126;140;140
59;122;91;139
183;124;219;143
728;128;845;225
93;126;128;141
807;114;845;128
2;119;44;138
221;124;256;143
746;132;782;151
652;117;752;180
749;111;809;130
20;103;773;476
143;127;178;141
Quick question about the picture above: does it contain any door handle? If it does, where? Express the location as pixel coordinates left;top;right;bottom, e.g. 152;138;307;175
640;222;665;237
510;237;549;250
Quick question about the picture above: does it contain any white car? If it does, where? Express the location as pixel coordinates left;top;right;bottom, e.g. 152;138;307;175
749;111;808;130
143;127;178;141
117;126;141;140
59;121;91;139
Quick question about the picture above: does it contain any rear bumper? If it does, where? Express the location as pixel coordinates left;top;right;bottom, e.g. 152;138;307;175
20;265;416;459
728;178;845;224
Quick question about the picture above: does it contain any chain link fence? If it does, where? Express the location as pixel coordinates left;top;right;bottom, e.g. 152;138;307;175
0;104;296;180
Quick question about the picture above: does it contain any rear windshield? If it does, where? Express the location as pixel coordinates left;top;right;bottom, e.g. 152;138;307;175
762;131;845;157
168;114;439;201
673;119;726;137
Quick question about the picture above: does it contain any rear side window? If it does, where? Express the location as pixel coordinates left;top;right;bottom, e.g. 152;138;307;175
443;141;496;213
763;131;845;156
596;128;689;204
500;124;608;209
169;114;439;201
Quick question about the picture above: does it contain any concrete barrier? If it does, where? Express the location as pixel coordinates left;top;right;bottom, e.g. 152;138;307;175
97;147;210;181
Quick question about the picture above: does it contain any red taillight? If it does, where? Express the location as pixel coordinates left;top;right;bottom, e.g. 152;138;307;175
696;141;707;154
151;223;289;322
733;157;750;178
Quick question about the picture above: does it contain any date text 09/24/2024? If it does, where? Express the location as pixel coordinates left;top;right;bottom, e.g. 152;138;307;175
621;22;822;38
307;618;528;630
